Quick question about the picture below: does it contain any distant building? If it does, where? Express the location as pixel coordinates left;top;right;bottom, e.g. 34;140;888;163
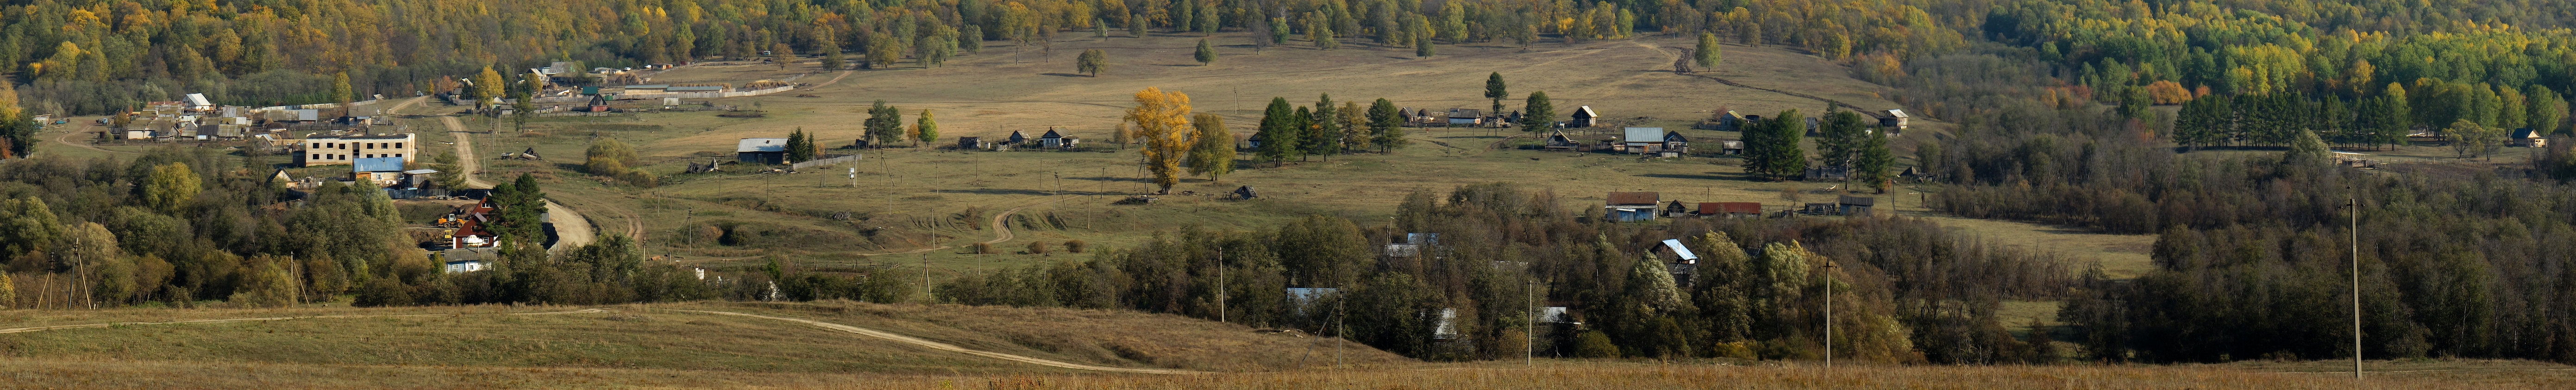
1545;130;1578;151
1877;109;1911;131
1623;127;1685;155
1838;195;1875;216
2513;128;2548;148
1039;128;1079;148
352;157;407;187
957;136;987;150
1447;108;1483;126
1606;191;1660;221
301;133;417;167
737;138;789;164
1569;106;1602;128
1695;202;1763;218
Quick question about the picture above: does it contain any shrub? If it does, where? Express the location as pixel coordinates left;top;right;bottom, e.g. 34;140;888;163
1064;239;1088;253
352;277;413;307
1026;241;1051;255
1572;330;1620;358
971;242;994;254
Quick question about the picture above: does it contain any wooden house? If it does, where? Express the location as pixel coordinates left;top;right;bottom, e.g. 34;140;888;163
2513;128;2548;148
1039;128;1078;148
1622;127;1687;155
1838;195;1875;216
1544;130;1578;151
1877;109;1910;131
352;157;407;187
1720;140;1745;155
1569;106;1602;128
736;138;787;164
957;136;987;150
1605;191;1660;221
1447;108;1483;126
1006;130;1033;145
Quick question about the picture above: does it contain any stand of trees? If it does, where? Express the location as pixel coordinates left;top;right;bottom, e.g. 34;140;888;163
1251;94;1407;166
939;183;2076;363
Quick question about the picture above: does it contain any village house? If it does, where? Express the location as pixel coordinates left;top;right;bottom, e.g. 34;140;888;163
1039;128;1080;149
1621;127;1687;156
1838;195;1875;216
1606;191;1660;222
1545;130;1578;151
1654;239;1701;286
2513;128;2548;148
737;138;788;164
1569;106;1602;128
351;157;407;187
1876;108;1911;132
301;133;417;167
1695;202;1764;218
956;136;987;150
1447;108;1483;126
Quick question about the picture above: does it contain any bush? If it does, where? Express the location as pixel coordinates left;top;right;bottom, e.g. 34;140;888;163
1026;241;1051;255
1572;330;1620;359
1064;239;1088;253
971;242;994;254
352;277;414;307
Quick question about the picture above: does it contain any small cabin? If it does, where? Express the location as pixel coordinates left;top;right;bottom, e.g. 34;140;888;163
737;138;788;164
1605;191;1660;221
1569;106;1602;128
1447;108;1483;126
2513;128;2548;148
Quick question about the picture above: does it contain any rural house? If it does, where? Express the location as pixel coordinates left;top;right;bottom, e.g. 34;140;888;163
1655;238;1701;285
737;138;788;164
1447;108;1483;126
1839;195;1875;216
1545;130;1577;151
1569;106;1602;128
1040;128;1080;148
1006;130;1033;145
1876;109;1911;131
957;136;987;150
2514;128;2548;147
301;133;417;167
1605;191;1660;222
1622;127;1688;155
352;157;406;187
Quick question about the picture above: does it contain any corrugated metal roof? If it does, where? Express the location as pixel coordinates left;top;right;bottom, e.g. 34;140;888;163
667;86;726;92
1659;239;1699;261
738;138;788;152
353;157;405;172
1623;127;1664;142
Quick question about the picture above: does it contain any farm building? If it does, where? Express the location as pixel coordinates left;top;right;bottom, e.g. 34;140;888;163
1720;140;1745;155
737;138;788;164
1569;106;1601;128
1839;195;1875;216
401;169;441;189
1696;202;1763;218
1622;127;1688;155
1655;238;1701;281
1545;130;1577;151
957;136;987;150
1876;109;1910;131
1606;191;1660;222
1447;108;1482;126
1040;128;1080;148
301;133;418;167
2513;128;2548;147
1007;130;1033;145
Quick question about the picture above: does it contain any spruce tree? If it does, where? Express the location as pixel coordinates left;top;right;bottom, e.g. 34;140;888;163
1194;39;1217;65
1310;95;1342;160
1293;106;1318;161
1524;91;1556;130
1746;109;1809;181
1370;98;1406;151
1855;129;1895;193
1254;97;1301;166
1485;72;1508;116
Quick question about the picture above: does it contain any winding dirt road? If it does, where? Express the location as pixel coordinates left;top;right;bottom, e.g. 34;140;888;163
0;308;607;334
857;195;1076;256
433;115;595;251
678;309;1201;374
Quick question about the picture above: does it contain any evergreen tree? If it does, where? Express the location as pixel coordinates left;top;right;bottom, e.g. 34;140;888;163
1255;97;1301;166
1195;39;1217;66
865;101;903;146
1292;106;1317;161
1855;129;1895;193
1414;35;1434;57
1370;98;1407;151
783;128;814;163
1524;91;1556;130
1485;72;1508;116
1816;110;1869;170
1746;109;1809;181
1310;94;1342;160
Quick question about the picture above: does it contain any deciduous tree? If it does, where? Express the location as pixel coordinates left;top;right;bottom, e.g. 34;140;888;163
1124;88;1194;193
1188;113;1235;180
1078;49;1109;76
914;110;940;145
1194;39;1217;66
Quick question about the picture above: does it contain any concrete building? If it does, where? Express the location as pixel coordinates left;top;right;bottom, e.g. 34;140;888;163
302;133;417;167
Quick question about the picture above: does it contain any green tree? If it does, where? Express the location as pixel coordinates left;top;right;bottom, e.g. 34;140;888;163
1746;109;1809;181
1484;72;1508;115
1077;49;1108;76
1816;110;1870;170
1524;91;1556;130
0;197;64;260
330;72;355;113
144;163;201;215
1855;129;1895;193
2446;119;2507;160
2282;128;2331;168
432;151;464;189
1188;113;1235;180
1309;94;1342;160
914;110;940;145
1414;35;1434;57
1369;98;1406;151
784;128;818;163
1695;32;1723;69
1254;98;1301;166
230;257;299;308
866;32;905;69
865;101;903;146
1194;39;1217;65
0;107;34;158
2529;85;2568;135
1269;18;1292;45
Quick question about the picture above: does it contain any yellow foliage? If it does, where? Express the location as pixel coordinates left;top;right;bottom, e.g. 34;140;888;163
1123;87;1193;193
2145;81;2194;105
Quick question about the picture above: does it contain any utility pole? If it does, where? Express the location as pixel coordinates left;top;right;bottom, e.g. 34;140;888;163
1526;278;1535;367
1217;247;1227;324
2350;187;2363;382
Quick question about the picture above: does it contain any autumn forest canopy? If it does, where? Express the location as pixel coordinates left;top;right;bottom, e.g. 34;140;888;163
10;0;2576;369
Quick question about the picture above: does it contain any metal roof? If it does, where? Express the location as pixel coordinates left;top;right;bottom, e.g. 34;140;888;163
666;86;726;92
738;138;789;153
401;169;441;175
1623;127;1665;142
353;157;406;172
1659;239;1699;261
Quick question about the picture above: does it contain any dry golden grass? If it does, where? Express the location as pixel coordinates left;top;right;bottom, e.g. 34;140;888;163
3;357;2570;389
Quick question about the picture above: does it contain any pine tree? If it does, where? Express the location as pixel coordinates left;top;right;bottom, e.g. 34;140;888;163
914;110;940;146
1855;129;1895;193
1485;72;1508;116
1370;98;1406;151
1310;94;1342;160
1256;97;1302;166
1817;110;1870;170
1524;91;1556;130
1194;39;1217;66
783;128;812;163
1292;106;1316;161
1188;113;1235;180
1746;109;1809;181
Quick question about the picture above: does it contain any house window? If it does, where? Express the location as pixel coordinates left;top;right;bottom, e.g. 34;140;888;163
395;143;403;149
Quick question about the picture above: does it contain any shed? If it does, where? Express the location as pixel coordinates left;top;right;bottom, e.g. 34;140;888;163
1447;108;1482;126
1544;130;1577;151
1721;140;1745;155
1007;130;1032;145
401;169;441;189
1879;109;1911;131
957;136;986;150
737;138;789;164
1569;106;1601;128
1838;195;1875;216
1696;202;1763;218
1605;191;1660;221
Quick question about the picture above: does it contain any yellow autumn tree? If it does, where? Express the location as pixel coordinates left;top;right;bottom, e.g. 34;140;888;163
1123;87;1193;194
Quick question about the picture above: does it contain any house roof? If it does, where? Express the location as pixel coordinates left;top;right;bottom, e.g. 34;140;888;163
737;138;789;153
1623;127;1665;142
1041;128;1064;138
402;169;441;175
1009;130;1030;140
667;86;726;92
1699;202;1762;214
1607;191;1659;206
353;157;405;172
1572;106;1599;119
1448;108;1482;119
1658;239;1700;262
1839;195;1875;206
1884;108;1909;118
2515;128;2543;138
185;93;213;107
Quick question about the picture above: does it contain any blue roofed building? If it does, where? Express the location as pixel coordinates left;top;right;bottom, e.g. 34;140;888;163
352;157;406;187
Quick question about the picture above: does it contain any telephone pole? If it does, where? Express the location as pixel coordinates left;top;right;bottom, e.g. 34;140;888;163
1823;259;1837;372
1217;247;1227;324
2350;187;2363;382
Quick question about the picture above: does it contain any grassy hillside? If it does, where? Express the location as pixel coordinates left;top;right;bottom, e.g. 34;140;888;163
0;301;1407;376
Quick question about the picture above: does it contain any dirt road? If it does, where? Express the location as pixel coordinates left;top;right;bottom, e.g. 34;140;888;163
437;115;595;251
857;195;1074;256
678;309;1201;375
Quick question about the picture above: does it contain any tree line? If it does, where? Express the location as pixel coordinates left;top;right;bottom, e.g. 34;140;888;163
938;183;2077;363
